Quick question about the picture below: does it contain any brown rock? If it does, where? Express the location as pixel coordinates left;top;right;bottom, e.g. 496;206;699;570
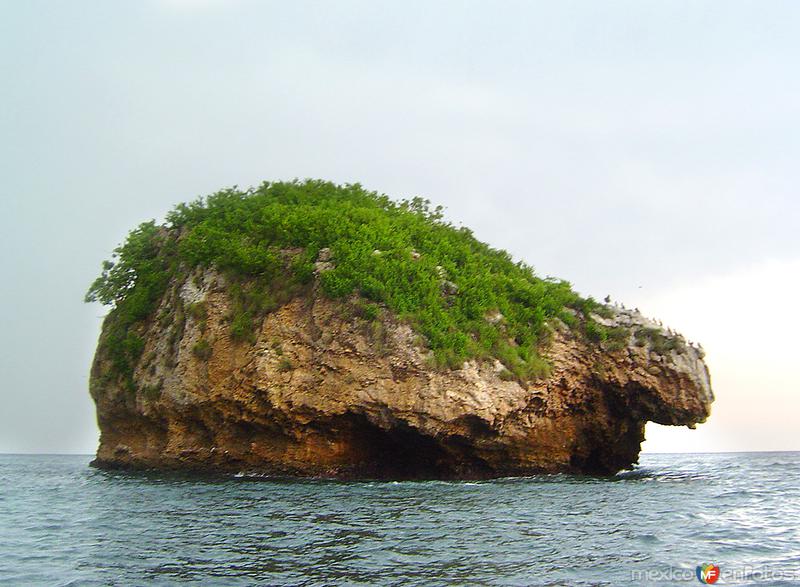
89;270;712;479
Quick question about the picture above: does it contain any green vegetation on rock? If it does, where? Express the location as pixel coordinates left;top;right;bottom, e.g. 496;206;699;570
192;339;212;360
87;180;614;384
634;327;686;354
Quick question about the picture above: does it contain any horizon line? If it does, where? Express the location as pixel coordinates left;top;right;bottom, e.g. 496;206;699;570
2;449;799;457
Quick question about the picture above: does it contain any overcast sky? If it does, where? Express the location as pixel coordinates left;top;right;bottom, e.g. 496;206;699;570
1;0;798;454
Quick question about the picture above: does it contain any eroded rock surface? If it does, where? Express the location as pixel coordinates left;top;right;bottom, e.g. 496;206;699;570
91;269;712;479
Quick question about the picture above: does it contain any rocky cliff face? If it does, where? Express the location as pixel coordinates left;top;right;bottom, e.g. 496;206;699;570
90;266;712;479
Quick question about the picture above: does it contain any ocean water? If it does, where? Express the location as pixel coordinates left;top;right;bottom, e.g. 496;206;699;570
1;453;798;586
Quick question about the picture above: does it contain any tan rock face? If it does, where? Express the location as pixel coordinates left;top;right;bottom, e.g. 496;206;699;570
90;269;713;479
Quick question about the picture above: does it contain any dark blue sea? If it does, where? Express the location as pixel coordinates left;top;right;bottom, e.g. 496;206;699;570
1;453;798;586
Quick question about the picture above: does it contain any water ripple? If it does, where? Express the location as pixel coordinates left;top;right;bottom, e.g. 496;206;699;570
1;453;799;585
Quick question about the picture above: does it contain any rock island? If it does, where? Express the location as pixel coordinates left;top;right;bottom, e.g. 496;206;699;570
87;181;713;478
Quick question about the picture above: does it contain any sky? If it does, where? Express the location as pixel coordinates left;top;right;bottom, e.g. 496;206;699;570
1;0;798;454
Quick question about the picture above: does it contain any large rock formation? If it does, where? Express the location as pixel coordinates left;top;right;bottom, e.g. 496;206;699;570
90;265;713;479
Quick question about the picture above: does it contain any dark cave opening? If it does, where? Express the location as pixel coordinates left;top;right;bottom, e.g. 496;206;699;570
334;413;494;480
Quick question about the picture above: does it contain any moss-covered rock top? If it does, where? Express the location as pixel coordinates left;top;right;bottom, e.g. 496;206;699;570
87;180;615;385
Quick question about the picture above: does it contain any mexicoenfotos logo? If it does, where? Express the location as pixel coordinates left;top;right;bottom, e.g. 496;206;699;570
696;563;720;584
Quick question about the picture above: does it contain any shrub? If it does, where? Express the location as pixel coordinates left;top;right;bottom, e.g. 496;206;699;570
186;301;208;332
186;301;207;320
585;320;629;352
289;255;315;284
498;368;515;381
230;311;254;342
604;326;629;351
352;299;380;321
141;383;162;401
192;339;212;360
585;320;607;343
320;270;353;298
634;327;685;354
86;180;611;382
